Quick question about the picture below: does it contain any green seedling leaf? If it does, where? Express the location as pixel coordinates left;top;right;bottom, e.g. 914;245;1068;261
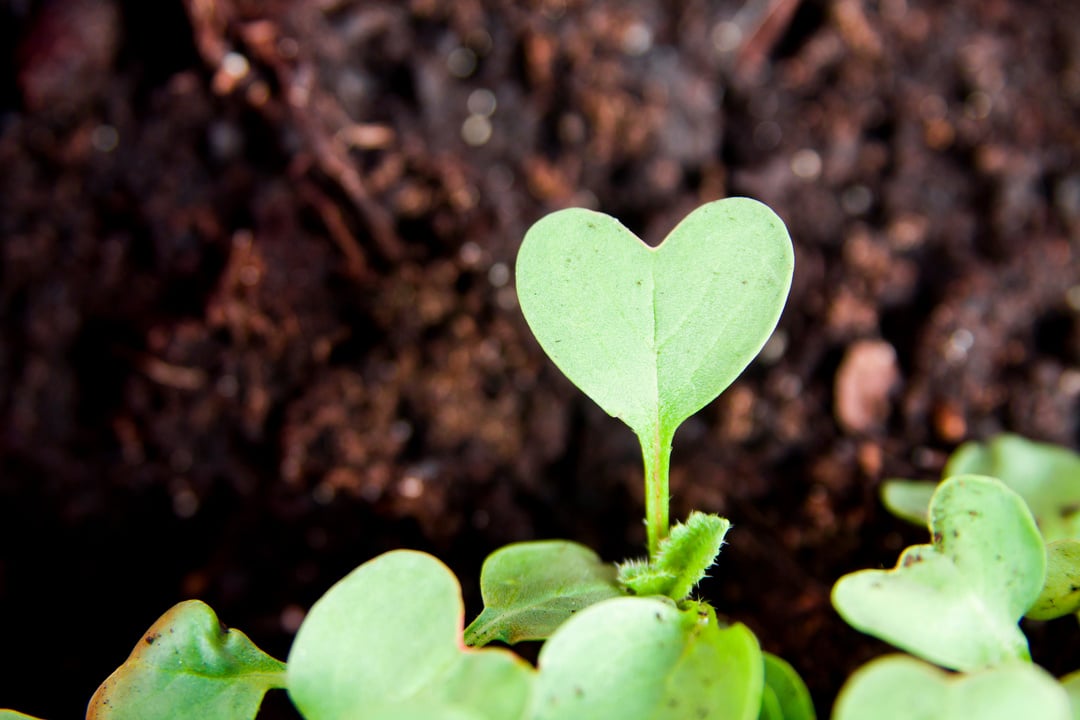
759;692;783;720
1061;670;1080;720
880;480;937;527
1026;539;1080;620
618;512;731;601
517;197;793;555
947;434;1080;542
287;550;533;720
516;196;793;442
85;600;285;720
464;540;622;647
531;597;763;720
758;653;815;720
833;655;1072;720
882;434;1080;542
832;475;1045;671
0;711;45;719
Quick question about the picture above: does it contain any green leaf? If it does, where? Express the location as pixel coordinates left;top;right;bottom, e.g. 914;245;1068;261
882;434;1080;542
464;540;622;647
759;691;783;720
531;597;763;720
758;653;815;720
880;480;936;527
946;434;1080;542
0;711;45;719
359;652;535;720
1061;670;1080;720
1026;539;1080;620
832;475;1045;671
619;512;731;601
517;198;793;556
833;655;1072;720
85;600;285;720
516;197;792;443
287;550;533;720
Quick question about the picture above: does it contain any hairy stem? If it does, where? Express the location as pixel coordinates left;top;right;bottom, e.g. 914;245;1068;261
642;427;673;560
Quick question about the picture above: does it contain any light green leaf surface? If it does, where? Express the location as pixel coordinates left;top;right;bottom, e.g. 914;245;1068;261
516;197;793;441
0;711;45;719
882;434;1080;542
946;434;1080;541
1026;539;1080;620
85;600;285;720
880;480;937;527
1061;670;1080;720
517;197;793;556
832;655;1072;720
464;540;622;647
759;691;783;720
759;653;815;720
287;550;533;720
833;475;1045;671
531;597;763;720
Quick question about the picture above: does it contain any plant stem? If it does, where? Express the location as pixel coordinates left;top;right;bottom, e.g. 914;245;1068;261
641;427;673;560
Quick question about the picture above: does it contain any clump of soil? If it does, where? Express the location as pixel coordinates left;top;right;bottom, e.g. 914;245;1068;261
2;1;1079;718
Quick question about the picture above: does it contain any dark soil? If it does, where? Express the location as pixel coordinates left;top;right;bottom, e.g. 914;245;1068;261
2;1;1079;717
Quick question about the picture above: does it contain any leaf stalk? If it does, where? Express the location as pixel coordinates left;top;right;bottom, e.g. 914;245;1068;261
642;427;673;560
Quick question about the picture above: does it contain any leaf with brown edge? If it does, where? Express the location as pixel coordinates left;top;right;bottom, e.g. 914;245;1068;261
87;600;285;720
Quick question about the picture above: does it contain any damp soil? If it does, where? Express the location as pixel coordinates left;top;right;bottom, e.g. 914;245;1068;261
2;1;1079;718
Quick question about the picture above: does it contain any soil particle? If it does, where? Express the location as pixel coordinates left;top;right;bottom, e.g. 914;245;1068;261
834;339;900;434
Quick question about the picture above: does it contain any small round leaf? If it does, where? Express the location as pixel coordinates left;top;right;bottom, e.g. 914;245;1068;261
465;540;622;647
532;597;763;720
287;550;533;720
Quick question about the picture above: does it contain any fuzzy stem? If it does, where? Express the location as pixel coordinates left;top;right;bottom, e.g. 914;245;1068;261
642;427;673;560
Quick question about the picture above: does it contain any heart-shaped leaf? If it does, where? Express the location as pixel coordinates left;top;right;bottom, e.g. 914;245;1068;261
531;597;763;720
758;653;815;720
516;197;793;443
1026;539;1080;620
464;540;622;647
86;600;286;720
833;655;1072;720
517;198;793;555
287;550;534;720
832;475;1045;671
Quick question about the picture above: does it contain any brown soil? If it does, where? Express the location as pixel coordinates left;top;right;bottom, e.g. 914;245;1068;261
2;1;1079;718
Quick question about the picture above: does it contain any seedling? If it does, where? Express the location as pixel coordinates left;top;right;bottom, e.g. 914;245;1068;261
834;475;1044;671
882;434;1080;542
515;198;793;558
2;198;810;720
881;434;1080;620
832;473;1080;718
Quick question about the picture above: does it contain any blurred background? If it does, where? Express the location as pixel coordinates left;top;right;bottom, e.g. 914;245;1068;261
1;0;1079;717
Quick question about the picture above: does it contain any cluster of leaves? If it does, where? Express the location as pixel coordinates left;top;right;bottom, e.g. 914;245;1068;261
5;194;1075;720
830;436;1080;719
1;198;812;720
